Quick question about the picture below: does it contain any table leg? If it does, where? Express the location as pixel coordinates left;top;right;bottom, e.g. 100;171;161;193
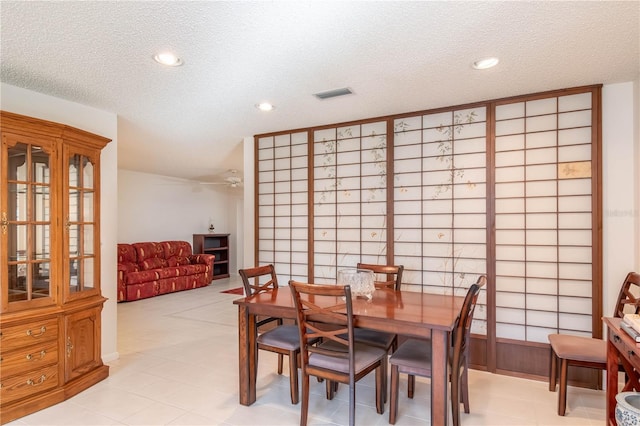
606;336;618;426
431;328;449;426
238;304;257;405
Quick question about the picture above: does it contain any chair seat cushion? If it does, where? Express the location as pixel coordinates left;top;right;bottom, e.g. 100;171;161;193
309;341;387;374
258;325;301;350
389;338;432;370
548;333;606;363
353;328;396;349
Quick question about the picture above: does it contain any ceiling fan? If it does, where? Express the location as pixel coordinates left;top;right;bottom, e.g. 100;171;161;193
201;169;243;188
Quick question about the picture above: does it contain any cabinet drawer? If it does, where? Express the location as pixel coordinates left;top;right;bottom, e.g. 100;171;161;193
0;319;58;350
0;364;59;404
610;329;640;371
0;340;58;378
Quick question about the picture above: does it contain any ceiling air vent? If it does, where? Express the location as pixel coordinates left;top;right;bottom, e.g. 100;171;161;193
313;87;353;100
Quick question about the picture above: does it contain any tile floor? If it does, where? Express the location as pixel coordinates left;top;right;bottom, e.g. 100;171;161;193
8;276;607;425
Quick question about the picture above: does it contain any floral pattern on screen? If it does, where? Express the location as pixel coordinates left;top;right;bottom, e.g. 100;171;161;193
393;108;488;335
313;122;388;283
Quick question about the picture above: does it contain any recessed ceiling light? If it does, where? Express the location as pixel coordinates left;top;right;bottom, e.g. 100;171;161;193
472;57;499;70
153;52;183;67
256;102;275;111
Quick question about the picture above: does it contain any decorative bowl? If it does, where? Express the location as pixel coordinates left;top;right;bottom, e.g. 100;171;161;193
337;268;375;300
616;392;640;426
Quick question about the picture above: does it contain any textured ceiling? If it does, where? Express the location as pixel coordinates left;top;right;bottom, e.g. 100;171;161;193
1;1;638;183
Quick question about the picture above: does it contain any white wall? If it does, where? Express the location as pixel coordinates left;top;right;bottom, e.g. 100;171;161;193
602;81;640;315
117;169;242;274
0;82;119;362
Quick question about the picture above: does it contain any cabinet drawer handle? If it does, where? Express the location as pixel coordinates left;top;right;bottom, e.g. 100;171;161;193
26;350;47;361
26;326;47;337
614;334;621;343
26;375;47;386
629;350;636;358
1;212;7;235
66;337;74;357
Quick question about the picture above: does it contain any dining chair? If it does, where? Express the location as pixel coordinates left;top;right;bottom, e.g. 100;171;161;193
351;263;404;401
388;275;486;426
404;274;487;400
548;271;640;415
356;263;404;291
238;264;303;405
289;280;387;426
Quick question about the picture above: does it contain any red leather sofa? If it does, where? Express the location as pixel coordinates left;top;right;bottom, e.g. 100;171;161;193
117;240;215;302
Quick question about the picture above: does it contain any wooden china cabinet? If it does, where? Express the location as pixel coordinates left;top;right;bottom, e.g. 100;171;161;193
0;111;110;423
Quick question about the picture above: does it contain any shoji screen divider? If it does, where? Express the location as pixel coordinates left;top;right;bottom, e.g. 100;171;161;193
256;131;309;284
491;87;601;381
254;85;602;383
393;105;489;339
312;121;389;283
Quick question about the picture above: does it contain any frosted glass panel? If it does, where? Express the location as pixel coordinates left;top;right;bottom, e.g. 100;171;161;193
559;110;591;128
526;115;557;132
526;98;557;115
559;92;591;111
495;102;524;120
526;131;557;149
495;134;524;151
558;144;591;162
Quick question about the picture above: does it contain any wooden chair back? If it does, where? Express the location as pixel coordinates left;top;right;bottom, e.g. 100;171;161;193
356;263;404;291
238;264;278;296
238;264;281;329
613;272;640;318
289;280;385;425
289;281;354;373
454;275;486;368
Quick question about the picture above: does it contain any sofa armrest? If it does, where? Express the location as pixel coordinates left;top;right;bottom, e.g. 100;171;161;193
189;254;216;282
117;264;128;302
117;262;140;302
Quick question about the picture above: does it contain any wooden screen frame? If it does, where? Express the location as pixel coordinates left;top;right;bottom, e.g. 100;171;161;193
253;84;602;383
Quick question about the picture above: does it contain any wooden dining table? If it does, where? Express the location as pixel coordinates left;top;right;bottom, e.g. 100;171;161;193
234;286;464;426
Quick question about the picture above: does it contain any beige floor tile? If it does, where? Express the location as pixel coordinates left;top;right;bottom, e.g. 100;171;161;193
7;276;608;425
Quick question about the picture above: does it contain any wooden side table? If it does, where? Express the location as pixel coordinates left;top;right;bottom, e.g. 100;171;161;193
604;317;640;425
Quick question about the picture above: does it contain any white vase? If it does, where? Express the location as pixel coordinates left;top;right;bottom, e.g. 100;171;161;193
616;392;640;426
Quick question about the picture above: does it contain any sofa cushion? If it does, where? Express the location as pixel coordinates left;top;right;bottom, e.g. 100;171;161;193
139;257;168;271
157;264;206;279
167;256;191;267
118;262;139;274
117;243;137;263
161;241;193;258
125;269;162;285
133;242;165;262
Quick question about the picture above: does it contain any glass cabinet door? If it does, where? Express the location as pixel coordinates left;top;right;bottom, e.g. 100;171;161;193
1;134;57;311
64;146;99;300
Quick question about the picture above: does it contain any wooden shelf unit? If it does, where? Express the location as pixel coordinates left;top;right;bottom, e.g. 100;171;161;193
193;234;230;280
